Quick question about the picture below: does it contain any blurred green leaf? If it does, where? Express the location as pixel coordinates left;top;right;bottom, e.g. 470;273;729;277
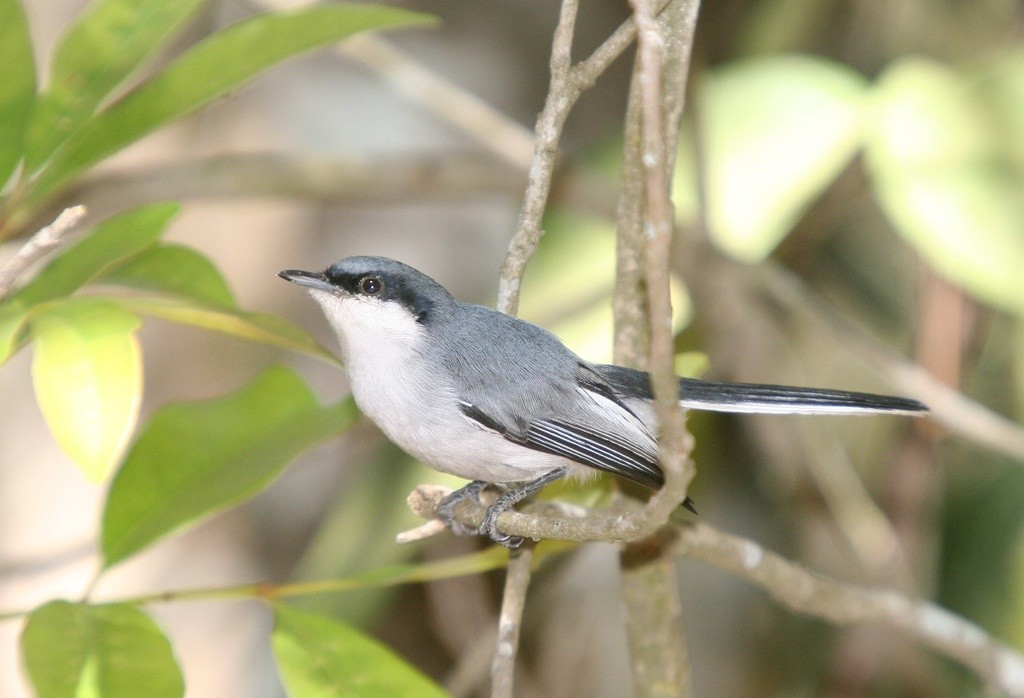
675;55;868;261
292;451;449;625
98;243;236;308
28;4;434;205
940;460;1024;645
112;294;337;362
522;210;691;364
0;0;35;188
21;601;183;698
101;366;358;568
31;298;142;482
24;0;205;171
297;545;519;593
272;605;449;698
973;50;1024;168
1010;530;1024;650
0;303;29;366
865;57;1024;314
674;351;709;379
12;203;179;307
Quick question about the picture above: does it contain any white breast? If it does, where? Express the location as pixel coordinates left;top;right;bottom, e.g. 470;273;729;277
310;291;570;483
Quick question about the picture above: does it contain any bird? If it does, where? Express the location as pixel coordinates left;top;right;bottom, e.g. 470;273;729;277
279;256;927;547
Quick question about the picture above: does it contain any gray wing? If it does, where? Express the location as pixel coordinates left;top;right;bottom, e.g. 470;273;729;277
457;402;664;490
433;304;665;488
451;356;664;489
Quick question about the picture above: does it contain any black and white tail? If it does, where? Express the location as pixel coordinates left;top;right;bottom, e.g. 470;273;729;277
592;364;928;416
675;377;927;415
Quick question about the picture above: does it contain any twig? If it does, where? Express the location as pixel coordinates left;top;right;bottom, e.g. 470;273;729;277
496;0;673;315
674;523;1024;697
31;153;524;234
497;0;581;315
337;35;536;170
491;545;535;698
485;3;580;694
405;483;669;546
0;205;86;301
800;428;911;577
681;236;1024;463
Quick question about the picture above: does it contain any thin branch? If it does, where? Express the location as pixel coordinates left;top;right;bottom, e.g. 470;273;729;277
795;423;911;578
336;35;536;170
678;234;1024;463
496;0;673;315
485;3;578;694
613;64;653;367
491;546;535;698
405;483;669;546
0;205;86;301
674;523;1024;698
31;153;524;231
497;0;581;315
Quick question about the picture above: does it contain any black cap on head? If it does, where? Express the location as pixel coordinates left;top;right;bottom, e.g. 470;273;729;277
281;256;452;324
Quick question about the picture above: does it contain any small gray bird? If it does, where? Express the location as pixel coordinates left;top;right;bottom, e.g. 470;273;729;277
280;256;927;547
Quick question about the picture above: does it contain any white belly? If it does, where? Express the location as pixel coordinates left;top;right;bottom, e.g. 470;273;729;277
348;359;570;482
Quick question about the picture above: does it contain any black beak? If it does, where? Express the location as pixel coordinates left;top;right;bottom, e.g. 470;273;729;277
278;269;333;292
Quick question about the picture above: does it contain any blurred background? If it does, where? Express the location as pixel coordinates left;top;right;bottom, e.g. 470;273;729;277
2;0;1024;696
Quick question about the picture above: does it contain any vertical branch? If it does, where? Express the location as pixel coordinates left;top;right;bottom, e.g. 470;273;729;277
490;3;577;694
621;533;692;698
489;1;698;694
491;545;535;698
615;1;701;696
497;0;580;316
613;73;652;368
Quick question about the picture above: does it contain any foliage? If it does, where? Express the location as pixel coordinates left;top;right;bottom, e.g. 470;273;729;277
675;51;1024;319
0;0;442;696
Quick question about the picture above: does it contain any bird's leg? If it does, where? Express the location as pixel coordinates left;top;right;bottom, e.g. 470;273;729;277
479;467;568;549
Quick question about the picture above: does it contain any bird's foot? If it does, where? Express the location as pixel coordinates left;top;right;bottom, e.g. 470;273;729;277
437;481;487;537
438;468;567;548
479;493;524;549
437;481;523;548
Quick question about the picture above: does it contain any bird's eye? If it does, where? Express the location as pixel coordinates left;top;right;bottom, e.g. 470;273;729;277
359;276;383;295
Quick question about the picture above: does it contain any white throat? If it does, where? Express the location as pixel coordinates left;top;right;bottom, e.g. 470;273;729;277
309;290;426;369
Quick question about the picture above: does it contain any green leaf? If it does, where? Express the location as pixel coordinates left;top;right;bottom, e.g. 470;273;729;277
865;57;1024;314
272;605;449;698
21;601;184;698
291;453;444;626
31;298;142;482
12;203;180;307
0;303;29;366
0;0;36;188
674;55;868;261
101;366;358;568
111;294;337;363
98;243;236;308
28;4;434;205
973;50;1024;169
24;0;206;171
